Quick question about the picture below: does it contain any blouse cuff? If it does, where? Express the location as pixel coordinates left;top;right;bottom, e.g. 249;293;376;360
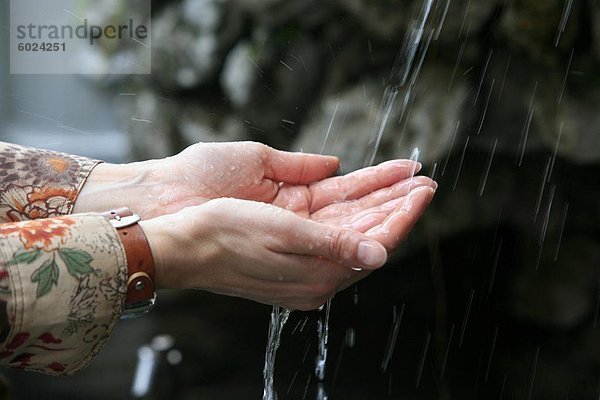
0;142;102;222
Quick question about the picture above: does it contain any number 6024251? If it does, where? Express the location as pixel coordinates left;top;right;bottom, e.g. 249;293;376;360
17;42;66;52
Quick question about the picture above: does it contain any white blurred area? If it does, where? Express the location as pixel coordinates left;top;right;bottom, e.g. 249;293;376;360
0;1;129;163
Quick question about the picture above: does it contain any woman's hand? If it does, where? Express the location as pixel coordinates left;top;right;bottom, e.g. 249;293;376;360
74;142;428;221
140;181;435;310
74;141;436;309
74;142;337;217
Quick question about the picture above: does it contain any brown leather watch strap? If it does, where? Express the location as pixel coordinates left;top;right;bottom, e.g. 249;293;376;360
101;208;155;308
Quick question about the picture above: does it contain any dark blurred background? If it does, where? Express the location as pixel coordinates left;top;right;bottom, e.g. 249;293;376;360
1;0;600;399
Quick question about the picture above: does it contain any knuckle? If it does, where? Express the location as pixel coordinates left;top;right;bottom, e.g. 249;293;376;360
247;141;268;155
327;229;348;262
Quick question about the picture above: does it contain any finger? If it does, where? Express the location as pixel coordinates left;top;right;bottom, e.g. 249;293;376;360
311;175;435;220
339;198;406;232
309;160;422;212
355;175;436;212
342;213;389;233
282;218;389;270
366;186;436;251
318;196;405;228
263;146;340;184
271;186;311;218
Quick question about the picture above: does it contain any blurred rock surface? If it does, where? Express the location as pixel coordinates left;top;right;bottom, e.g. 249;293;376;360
64;1;600;399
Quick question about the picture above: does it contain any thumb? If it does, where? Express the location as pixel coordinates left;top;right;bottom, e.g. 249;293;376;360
288;218;388;270
263;146;339;184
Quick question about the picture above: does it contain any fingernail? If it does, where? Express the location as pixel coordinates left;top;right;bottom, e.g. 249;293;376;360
416;162;423;173
358;241;387;268
431;180;438;190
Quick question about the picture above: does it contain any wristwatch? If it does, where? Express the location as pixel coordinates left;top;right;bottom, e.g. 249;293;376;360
103;208;157;319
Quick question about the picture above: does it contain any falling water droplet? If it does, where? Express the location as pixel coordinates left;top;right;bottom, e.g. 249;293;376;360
473;49;493;106
558;49;574;104
476;78;496;136
415;330;432;388
478;137;498;196
555;0;573;47
453;136;470;190
484;326;499;383
554;201;569;262
440;324;455;380
517;82;539;167
381;304;405;372
459;289;475;347
527;347;541;400
321;102;340;154
442;121;461;176
497;55;512;103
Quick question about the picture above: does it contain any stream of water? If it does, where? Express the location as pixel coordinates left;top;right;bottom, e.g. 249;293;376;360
315;299;332;399
261;1;438;398
263;306;291;400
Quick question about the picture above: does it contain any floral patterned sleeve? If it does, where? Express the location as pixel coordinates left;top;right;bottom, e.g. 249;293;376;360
0;142;100;222
0;143;128;375
0;216;127;374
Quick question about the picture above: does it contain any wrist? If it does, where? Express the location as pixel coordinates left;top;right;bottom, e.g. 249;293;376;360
139;208;220;291
138;219;170;290
73;160;163;218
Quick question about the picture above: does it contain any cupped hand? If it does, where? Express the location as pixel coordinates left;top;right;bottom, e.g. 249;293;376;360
140;181;435;310
161;142;433;223
158;141;339;210
74;142;429;221
176;143;438;252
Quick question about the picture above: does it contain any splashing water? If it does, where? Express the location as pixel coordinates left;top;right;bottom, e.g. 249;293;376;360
263;306;291;400
408;146;421;186
364;0;435;167
316;383;327;400
262;1;439;397
555;0;573;47
364;86;400;168
391;0;434;86
321;102;340;154
311;1;435;397
401;147;422;214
